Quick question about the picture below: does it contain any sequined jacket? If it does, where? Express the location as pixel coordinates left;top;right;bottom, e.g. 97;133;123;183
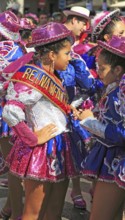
80;82;125;147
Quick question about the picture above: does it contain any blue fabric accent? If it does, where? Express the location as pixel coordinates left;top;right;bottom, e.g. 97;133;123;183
47;135;64;170
58;58;104;98
47;138;54;155
3;42;24;62
57;63;76;87
71;117;91;141
81;53;96;69
95;79;104;90
68;129;87;170
57;64;76;103
47;135;64;154
56;135;65;170
0;105;12;137
70;59;94;90
56;135;63;152
66;86;75;103
89;79;104;95
105;123;125;146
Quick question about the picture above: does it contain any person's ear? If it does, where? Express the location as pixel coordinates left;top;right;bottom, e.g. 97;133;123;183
48;51;55;62
72;17;77;24
28;36;32;43
114;65;123;79
104;34;111;42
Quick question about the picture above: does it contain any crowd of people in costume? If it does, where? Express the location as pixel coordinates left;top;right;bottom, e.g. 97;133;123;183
0;2;125;220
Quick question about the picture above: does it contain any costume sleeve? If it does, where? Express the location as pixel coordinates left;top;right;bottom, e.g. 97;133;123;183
57;64;76;87
81;53;96;70
104;76;125;146
79;77;125;146
70;59;94;90
2;81;42;146
80;117;125;146
12;122;38;146
70;58;104;94
3;101;38;146
80;117;106;138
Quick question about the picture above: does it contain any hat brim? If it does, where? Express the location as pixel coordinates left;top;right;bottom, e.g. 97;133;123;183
92;9;120;42
73;42;96;55
2;52;34;78
26;32;75;48
63;10;89;20
98;40;125;58
0;23;21;42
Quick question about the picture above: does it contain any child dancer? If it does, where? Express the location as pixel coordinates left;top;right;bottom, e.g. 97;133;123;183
2;22;80;220
77;35;125;220
81;9;125;200
91;9;125;43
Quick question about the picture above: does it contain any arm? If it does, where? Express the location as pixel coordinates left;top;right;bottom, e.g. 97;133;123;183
12;121;57;146
79;110;125;146
70;59;104;94
70;59;95;90
80;116;106;139
3;82;57;146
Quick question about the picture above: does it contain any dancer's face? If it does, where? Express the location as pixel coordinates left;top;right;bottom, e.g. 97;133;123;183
112;20;125;37
71;17;88;37
97;54;117;86
53;41;72;71
104;20;125;42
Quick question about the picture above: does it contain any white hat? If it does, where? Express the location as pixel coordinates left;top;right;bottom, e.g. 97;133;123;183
63;6;90;20
6;0;20;11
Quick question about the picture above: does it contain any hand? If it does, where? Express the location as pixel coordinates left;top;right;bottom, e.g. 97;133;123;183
34;123;58;145
70;105;80;120
78;109;94;121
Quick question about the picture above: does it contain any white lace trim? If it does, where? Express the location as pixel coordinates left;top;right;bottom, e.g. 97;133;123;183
0;23;20;41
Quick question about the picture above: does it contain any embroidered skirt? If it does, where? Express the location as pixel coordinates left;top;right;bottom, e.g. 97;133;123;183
6;132;84;182
81;141;125;189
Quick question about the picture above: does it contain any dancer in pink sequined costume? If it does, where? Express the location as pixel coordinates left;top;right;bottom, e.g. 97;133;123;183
2;22;81;220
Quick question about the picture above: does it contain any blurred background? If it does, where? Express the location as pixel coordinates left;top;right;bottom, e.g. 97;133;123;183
0;0;125;18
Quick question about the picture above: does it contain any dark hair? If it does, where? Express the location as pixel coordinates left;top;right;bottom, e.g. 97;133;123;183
26;17;38;25
20;29;31;40
66;15;87;23
35;37;73;57
100;48;125;71
99;17;122;41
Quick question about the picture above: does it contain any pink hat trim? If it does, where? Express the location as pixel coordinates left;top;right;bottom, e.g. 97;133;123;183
92;9;120;42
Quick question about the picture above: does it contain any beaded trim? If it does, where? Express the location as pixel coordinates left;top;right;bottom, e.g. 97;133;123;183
0;23;20;41
92;9;120;42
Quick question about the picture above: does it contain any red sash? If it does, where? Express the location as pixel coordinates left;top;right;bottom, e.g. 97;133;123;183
11;64;70;115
